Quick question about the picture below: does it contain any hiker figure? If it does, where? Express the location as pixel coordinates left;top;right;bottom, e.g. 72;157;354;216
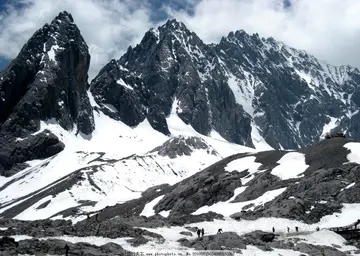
95;213;99;222
65;244;70;256
295;226;299;232
197;228;201;238
272;227;275;233
87;213;90;220
217;228;223;234
316;226;320;231
201;228;204;237
287;226;290;233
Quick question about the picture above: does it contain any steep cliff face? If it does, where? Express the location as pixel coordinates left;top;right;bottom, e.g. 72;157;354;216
216;31;360;149
0;11;94;176
91;19;360;150
0;11;94;137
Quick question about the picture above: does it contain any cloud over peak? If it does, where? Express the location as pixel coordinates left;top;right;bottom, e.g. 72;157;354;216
1;0;360;80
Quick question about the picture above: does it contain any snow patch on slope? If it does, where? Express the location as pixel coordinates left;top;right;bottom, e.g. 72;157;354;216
321;116;339;137
227;72;254;116
251;122;273;150
193;187;286;216
343;142;360;164
271;152;308;180
140;195;165;217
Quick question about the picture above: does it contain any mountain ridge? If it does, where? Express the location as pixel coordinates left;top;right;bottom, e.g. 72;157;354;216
90;18;360;150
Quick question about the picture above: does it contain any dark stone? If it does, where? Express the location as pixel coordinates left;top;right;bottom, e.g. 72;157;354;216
0;11;94;177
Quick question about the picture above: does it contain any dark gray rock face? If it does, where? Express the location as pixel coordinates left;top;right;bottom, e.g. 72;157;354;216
178;232;246;250
0;217;163;244
0;11;95;176
91;19;360;149
90;20;253;147
1;237;129;256
0;129;64;177
150;135;219;158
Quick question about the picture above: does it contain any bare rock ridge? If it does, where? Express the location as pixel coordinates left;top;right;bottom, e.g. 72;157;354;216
150;135;219;158
0;11;94;176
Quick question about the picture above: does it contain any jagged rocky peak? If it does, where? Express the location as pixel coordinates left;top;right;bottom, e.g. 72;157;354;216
0;11;94;177
0;10;94;137
150;135;219;159
90;19;254;148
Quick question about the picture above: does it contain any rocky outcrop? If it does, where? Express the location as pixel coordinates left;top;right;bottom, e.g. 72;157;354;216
0;218;163;243
150;135;219;158
0;237;129;256
0;11;94;176
0;129;64;177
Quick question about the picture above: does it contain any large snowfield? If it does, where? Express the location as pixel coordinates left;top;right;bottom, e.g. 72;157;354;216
1;94;360;255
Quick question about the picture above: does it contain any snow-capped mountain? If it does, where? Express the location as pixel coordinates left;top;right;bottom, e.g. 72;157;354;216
91;19;360;150
2;11;360;255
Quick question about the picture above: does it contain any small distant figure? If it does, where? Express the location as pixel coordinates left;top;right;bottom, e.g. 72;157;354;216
316;226;320;231
217;228;223;234
201;228;204;237
65;244;70;256
95;213;99;222
197;228;201;238
272;227;275;233
87;213;90;220
295;226;299;232
287;226;290;233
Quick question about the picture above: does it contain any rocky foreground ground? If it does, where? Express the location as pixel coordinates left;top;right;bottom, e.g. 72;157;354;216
1;217;360;255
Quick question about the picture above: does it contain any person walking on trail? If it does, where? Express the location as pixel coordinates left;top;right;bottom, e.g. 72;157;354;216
295;226;299;232
217;228;223;234
197;229;201;238
272;227;275;233
287;226;290;233
65;244;70;256
87;213;90;220
95;213;99;222
316;226;320;231
201;228;204;237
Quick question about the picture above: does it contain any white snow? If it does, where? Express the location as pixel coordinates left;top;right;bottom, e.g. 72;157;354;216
271;152;308;180
227;72;254;116
344;142;360;164
250;122;273;151
102;103;118;113
295;69;312;85
193;187;285;216
116;78;133;90
225;156;262;184
140;195;165;217
345;182;356;189
321;116;338;137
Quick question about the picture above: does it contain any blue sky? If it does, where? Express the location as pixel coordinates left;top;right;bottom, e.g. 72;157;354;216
1;0;359;79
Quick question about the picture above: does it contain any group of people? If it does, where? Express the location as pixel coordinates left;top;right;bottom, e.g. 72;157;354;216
272;226;320;233
196;228;205;237
195;228;224;238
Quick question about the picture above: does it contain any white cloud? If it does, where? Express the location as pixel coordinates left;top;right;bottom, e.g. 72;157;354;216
167;0;360;68
0;0;156;79
1;0;360;81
